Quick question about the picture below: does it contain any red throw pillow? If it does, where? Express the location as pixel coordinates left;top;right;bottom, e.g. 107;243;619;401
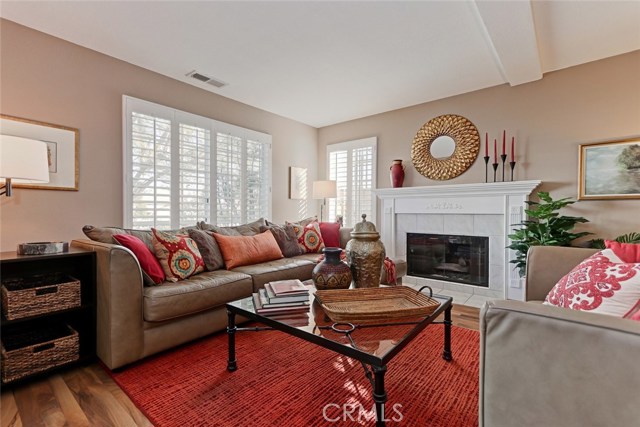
605;240;640;263
113;234;165;284
624;301;640;321
544;249;640;317
319;222;341;248
213;230;283;269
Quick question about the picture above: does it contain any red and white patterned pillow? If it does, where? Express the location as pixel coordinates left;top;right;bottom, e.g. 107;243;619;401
287;221;325;253
543;249;640;318
152;229;205;282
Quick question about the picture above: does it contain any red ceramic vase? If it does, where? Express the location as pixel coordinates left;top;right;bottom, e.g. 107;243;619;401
390;159;405;188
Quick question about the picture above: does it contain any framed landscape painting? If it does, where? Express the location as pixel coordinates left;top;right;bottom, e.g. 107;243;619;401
578;138;640;200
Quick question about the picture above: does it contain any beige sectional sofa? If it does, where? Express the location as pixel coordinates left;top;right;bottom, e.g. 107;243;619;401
72;225;406;370
479;246;640;427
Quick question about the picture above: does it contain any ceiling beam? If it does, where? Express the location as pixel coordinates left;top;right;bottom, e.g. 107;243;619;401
472;0;542;86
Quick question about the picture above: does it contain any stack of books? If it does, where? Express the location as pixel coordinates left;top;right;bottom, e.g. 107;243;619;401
252;279;310;324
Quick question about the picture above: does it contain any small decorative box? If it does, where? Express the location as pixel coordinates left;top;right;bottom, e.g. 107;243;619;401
17;242;69;255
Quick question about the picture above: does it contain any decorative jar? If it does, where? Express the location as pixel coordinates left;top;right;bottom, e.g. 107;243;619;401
312;247;352;290
345;214;386;288
390;159;405;188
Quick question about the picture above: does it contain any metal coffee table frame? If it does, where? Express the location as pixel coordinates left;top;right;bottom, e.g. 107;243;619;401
226;286;453;427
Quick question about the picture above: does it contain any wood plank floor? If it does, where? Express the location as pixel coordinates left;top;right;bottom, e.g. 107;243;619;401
1;304;479;427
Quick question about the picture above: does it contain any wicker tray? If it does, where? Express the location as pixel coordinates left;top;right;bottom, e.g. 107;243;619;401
314;286;441;323
1;273;81;320
1;323;79;383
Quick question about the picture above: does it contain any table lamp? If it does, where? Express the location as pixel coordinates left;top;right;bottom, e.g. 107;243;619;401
0;135;50;197
312;180;337;222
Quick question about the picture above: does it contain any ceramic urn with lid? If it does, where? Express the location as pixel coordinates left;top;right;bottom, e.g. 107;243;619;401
345;214;386;288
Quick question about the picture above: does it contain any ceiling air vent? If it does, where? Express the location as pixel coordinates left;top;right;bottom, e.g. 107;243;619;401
186;70;227;88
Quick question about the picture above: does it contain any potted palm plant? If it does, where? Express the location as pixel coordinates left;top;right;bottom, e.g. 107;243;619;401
508;191;591;277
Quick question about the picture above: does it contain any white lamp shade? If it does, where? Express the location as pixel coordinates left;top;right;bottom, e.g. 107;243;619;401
0;135;50;183
312;180;337;199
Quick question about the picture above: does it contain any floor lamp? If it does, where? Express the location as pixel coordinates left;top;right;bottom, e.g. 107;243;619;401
312;180;337;222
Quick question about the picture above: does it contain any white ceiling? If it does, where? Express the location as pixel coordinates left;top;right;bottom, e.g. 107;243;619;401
1;1;639;128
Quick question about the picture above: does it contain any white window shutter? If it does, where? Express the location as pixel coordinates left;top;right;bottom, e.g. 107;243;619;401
351;145;374;226
215;132;243;226
328;150;348;223
178;123;210;227
130;112;172;230
246;139;270;223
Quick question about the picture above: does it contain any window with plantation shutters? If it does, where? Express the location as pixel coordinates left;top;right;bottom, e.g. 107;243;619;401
326;137;377;227
124;96;271;229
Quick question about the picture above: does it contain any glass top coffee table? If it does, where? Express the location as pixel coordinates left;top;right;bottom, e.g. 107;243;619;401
225;283;453;427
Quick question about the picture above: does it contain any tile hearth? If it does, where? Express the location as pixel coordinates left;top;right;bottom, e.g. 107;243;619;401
401;278;493;308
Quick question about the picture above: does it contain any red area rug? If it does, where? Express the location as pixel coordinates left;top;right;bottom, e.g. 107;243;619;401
109;325;479;426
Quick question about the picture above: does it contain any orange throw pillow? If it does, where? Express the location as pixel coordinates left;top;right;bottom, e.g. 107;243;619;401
213;230;283;269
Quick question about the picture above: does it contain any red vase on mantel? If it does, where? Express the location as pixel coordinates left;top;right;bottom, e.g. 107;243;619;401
390;159;405;188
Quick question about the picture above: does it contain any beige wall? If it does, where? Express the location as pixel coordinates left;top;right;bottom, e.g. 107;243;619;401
319;51;640;243
2;18;638;252
0;20;318;251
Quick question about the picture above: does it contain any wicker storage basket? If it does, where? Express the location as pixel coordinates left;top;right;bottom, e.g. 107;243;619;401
315;286;441;323
1;324;79;383
1;273;81;320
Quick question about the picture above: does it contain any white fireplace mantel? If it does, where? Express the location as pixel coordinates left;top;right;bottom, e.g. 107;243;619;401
374;181;543;199
373;180;541;300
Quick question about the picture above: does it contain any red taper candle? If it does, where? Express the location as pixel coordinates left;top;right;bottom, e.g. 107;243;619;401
494;139;497;163
485;132;488;156
502;130;506;155
511;137;515;162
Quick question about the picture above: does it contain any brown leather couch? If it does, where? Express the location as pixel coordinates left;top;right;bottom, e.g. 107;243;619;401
479;246;640;427
72;228;406;370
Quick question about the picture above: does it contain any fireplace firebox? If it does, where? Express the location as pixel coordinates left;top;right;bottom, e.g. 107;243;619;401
406;233;489;287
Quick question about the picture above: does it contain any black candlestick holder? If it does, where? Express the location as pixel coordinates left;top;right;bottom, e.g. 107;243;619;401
484;156;490;183
510;161;516;181
492;162;499;182
500;154;507;182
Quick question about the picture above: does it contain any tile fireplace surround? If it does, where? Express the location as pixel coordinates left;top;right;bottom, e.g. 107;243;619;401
374;180;541;302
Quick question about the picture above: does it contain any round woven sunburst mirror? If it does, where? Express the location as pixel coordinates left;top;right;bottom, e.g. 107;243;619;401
411;114;480;180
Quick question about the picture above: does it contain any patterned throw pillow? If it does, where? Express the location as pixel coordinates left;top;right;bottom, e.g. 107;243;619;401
152;229;205;282
543;249;640;317
288;221;325;254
